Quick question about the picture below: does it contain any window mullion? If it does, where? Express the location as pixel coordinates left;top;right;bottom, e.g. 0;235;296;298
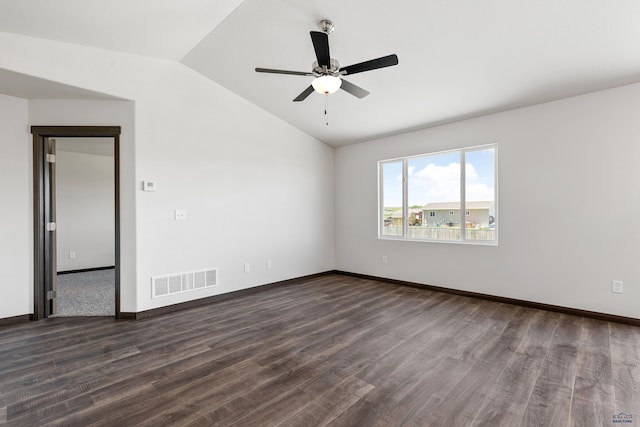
460;150;466;241
379;162;384;237
402;158;408;238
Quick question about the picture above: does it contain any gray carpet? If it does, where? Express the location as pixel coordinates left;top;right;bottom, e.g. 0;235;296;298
54;269;115;317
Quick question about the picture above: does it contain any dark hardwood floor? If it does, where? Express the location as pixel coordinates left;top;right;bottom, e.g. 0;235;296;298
1;274;638;426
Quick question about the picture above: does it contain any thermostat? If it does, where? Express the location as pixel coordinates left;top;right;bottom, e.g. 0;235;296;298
143;181;157;192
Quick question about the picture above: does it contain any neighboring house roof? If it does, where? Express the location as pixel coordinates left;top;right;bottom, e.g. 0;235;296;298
423;201;494;210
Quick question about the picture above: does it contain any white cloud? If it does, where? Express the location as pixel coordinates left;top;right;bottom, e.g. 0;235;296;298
466;183;495;201
409;162;460;204
466;163;494;201
408;162;493;205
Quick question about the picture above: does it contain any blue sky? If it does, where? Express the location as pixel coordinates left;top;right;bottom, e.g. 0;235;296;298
382;147;495;207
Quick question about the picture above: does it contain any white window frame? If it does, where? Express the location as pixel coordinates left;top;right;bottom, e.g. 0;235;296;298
378;144;498;245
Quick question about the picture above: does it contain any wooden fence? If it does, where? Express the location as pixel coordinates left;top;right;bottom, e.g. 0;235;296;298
382;226;495;241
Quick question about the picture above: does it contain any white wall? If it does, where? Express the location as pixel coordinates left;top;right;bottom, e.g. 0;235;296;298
1;32;335;316
0;94;32;318
336;83;640;319
56;149;115;271
131;63;335;312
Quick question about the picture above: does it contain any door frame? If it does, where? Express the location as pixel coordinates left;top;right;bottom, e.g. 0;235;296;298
31;126;122;320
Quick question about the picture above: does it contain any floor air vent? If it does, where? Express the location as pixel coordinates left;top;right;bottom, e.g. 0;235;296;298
152;268;217;298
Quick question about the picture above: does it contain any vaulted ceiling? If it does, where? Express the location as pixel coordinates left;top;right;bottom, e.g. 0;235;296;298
2;0;640;146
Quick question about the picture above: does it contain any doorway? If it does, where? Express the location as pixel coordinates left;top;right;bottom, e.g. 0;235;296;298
31;126;121;320
55;137;115;316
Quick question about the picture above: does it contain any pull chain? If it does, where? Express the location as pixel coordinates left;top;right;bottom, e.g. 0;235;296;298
324;93;329;126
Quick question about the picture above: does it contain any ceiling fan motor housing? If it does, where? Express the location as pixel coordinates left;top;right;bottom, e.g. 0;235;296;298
312;59;342;76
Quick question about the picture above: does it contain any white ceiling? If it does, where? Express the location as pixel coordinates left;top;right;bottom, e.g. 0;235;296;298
0;0;244;61
3;0;640;147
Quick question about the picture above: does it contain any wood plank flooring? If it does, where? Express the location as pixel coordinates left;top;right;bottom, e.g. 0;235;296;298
1;273;639;426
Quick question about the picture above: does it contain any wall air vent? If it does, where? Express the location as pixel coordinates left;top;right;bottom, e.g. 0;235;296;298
152;268;217;298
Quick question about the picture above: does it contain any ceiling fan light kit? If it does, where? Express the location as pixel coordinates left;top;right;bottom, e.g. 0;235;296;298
312;75;342;94
255;19;399;102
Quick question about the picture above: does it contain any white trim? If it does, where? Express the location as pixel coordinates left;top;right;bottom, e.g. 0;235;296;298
460;149;466;241
402;157;408;238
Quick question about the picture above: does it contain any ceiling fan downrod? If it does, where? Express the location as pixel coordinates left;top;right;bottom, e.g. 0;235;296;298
318;19;334;34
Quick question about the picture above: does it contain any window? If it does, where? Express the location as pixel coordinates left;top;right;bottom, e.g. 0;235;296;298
379;144;497;243
380;161;403;237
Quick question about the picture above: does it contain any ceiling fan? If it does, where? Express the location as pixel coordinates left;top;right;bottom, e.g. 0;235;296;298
255;20;399;102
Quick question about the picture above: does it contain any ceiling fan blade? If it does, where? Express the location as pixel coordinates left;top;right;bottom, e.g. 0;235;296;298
340;54;398;75
255;68;314;76
293;85;315;102
310;31;331;67
339;79;370;99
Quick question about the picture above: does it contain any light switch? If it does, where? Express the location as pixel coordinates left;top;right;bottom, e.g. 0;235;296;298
174;209;187;220
612;280;624;294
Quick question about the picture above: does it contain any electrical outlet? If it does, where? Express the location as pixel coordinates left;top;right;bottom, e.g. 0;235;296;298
244;263;250;273
69;251;76;259
174;209;187;220
267;260;272;270
612;280;624;294
382;256;388;264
